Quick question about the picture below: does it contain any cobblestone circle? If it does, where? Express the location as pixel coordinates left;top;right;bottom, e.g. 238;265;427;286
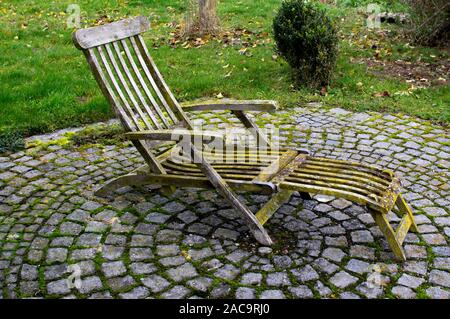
0;107;449;299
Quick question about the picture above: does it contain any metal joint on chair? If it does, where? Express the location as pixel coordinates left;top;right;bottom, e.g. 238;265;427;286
253;181;278;194
290;147;310;155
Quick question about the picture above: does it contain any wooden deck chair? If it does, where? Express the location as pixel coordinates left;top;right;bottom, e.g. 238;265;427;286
73;16;417;261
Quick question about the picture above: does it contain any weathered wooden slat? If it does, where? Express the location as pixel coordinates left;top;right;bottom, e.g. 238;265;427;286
297;163;390;186
311;157;395;178
104;43;154;130
286;176;378;198
182;99;278;112
111;41;162;129
120;39;170;128
290;172;384;195
96;45;142;130
73;16;150;49
136;35;194;129
293;167;388;190
271;154;308;184
254;149;298;182
131;36;179;124
125;129;224;143
307;158;393;179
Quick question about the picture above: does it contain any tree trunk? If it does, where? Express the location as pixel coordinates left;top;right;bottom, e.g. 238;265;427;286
198;0;218;34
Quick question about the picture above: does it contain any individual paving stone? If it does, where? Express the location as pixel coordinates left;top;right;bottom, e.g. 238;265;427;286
85;221;108;233
162;201;186;213
47;279;72;295
340;292;360;299
426;286;450;299
161;285;191;299
429;270;450;288
226;249;250;263
105;234;127;245
314;204;333;213
156;244;180;257
404;261;428;275
330;271;359;289
241;273;263;286
236;287;256;299
20;264;38;281
289;286;313;298
392;285;416;299
76;233;102;247
46;248;68;263
145;212;171;224
187;277;213;292
434;257;450;270
20;281;40;296
314;258;339;274
351;230;374;243
50;237;74;247
273;255;293;269
291;264;319;282
331;198;352;210
188;248;214;261
107;275;136;293
177;211;198;224
59;222;83;235
44;264;69;280
187;223;212;235
260;290;286;299
322;248;346;262
130;262;157;275
213;228;240;240
266;272;290;287
80;201;102;211
141;275;170;293
356;282;384;298
102;245;125;260
134;223;158;235
133;202;155;215
345;259;370;274
67;209;90;222
404;245;428;259
131;235;153;247
422;233;447;245
78;276;103;294
70;248;97;261
167;263;198;282
215;264;240;280
397;273;425;289
210;283;231;298
102;261;127;278
159;256;186;267
129;248;153;261
156;230;182;243
119;286;150;299
258;247;273;256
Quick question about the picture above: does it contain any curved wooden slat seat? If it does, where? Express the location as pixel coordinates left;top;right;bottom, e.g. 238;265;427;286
73;16;418;261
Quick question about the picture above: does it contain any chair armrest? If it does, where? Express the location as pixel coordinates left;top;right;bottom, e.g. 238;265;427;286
124;129;224;143
181;99;278;112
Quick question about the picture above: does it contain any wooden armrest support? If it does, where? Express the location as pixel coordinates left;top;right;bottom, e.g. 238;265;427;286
181;99;279;112
125;129;224;143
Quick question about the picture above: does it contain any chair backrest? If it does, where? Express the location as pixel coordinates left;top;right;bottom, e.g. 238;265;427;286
73;16;193;173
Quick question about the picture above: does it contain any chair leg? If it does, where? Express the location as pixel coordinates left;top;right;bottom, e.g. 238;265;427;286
95;173;143;197
395;195;418;233
370;209;406;261
255;190;293;225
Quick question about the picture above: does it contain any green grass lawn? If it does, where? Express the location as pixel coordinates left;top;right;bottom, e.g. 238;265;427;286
0;0;449;139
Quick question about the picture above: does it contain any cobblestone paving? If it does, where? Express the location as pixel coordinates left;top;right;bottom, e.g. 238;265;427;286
0;107;449;299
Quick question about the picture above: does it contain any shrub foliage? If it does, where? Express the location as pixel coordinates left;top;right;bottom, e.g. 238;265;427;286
273;0;339;88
